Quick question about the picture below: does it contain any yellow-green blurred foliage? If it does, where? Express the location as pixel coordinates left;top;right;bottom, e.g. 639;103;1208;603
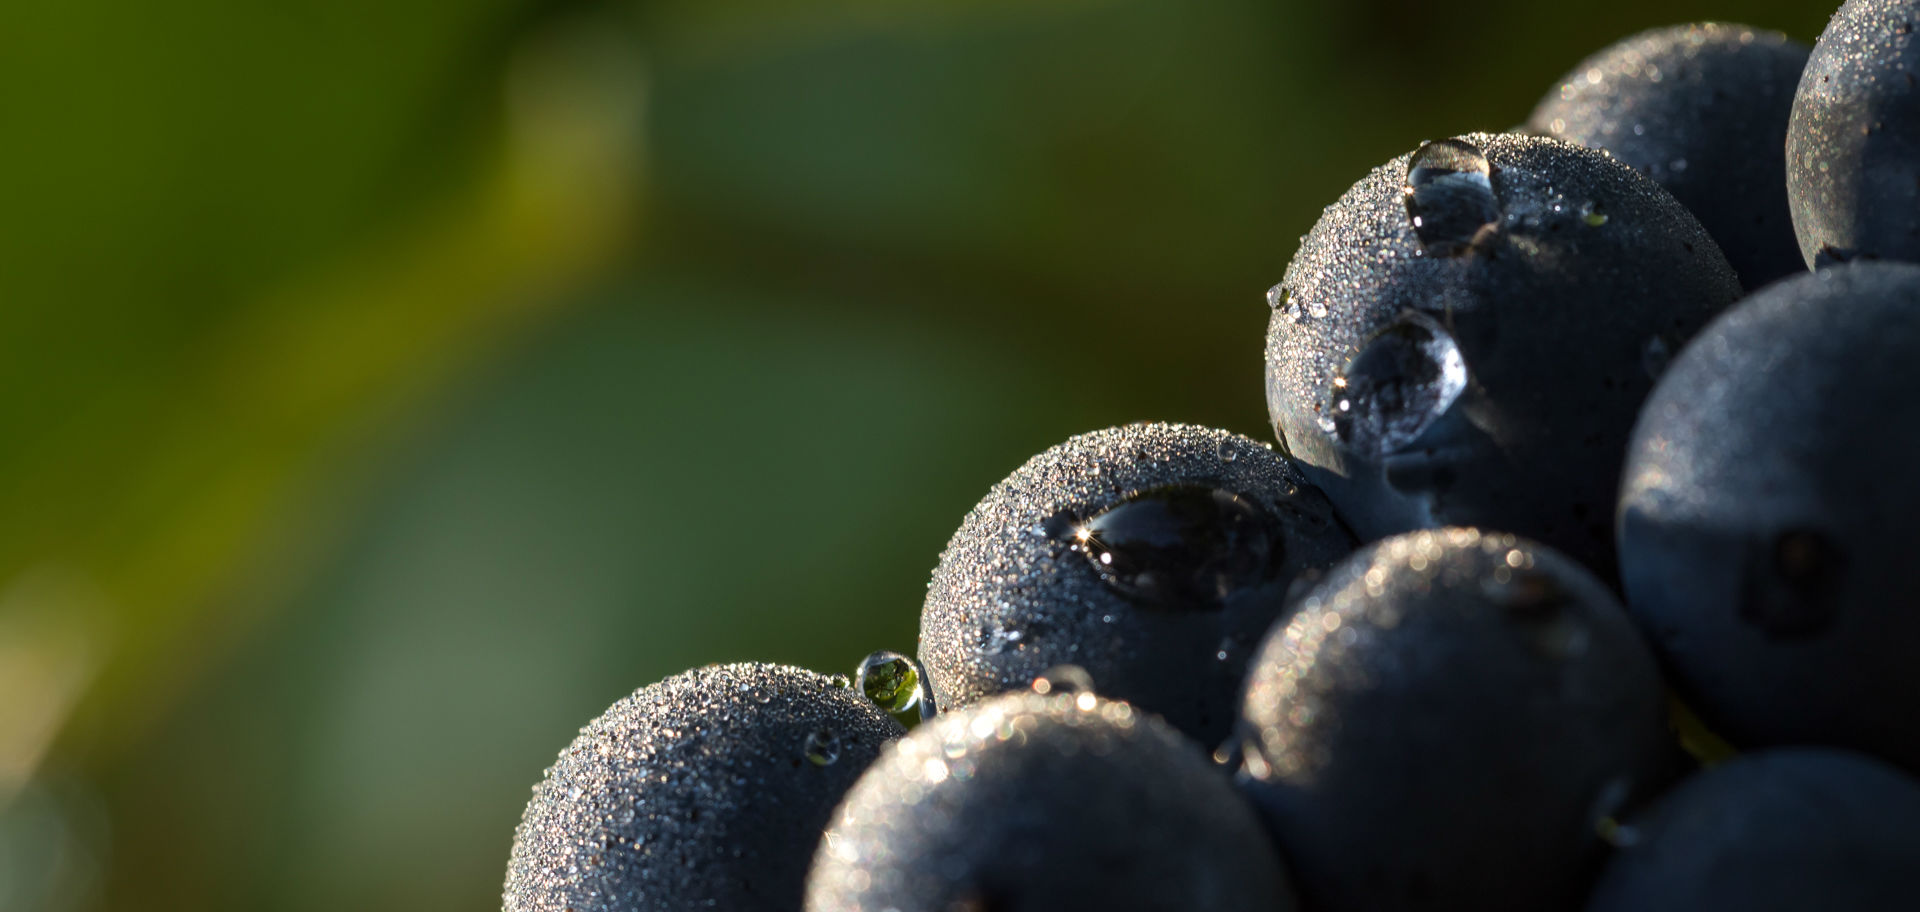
0;1;1830;908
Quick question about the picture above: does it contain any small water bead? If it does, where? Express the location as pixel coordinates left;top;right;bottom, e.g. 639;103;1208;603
1580;201;1609;226
803;729;842;766
1030;664;1096;696
1217;439;1241;462
856;650;937;722
1265;283;1289;311
1074;485;1290;610
1404;138;1502;256
1327;312;1469;459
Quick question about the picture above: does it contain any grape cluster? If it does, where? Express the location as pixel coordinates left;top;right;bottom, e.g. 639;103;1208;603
505;4;1920;910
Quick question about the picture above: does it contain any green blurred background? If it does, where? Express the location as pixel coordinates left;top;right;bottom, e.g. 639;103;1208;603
0;1;1827;908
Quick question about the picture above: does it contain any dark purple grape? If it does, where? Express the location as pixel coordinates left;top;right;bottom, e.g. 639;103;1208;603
1265;133;1741;577
1587;749;1920;911
1529;23;1810;290
1617;261;1920;771
504;663;903;912
1233;529;1671;912
1788;0;1920;266
918;423;1356;748
804;690;1296;911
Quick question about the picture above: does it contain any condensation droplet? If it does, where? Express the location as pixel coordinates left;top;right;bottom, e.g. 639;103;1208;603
856;650;937;721
1265;283;1290;311
1579;200;1609;226
1404;138;1501;256
1076;485;1289;610
1328;313;1468;458
803;728;842;766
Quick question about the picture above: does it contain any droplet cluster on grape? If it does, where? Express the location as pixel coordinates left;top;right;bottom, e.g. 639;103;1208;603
505;7;1920;910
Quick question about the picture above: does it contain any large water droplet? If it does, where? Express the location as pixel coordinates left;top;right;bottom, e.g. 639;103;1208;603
803;728;842;766
1075;485;1288;610
1739;528;1844;640
1404;138;1501;256
1328;313;1469;458
857;650;936;721
1030;664;1095;696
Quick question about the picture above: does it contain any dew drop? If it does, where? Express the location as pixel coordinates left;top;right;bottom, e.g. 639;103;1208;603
803;728;842;766
826;674;851;689
1076;485;1289;610
1579;201;1609;227
1216;439;1241;463
1030;664;1095;696
856;650;937;721
1264;283;1289;311
1327;313;1468;458
1404;138;1501;256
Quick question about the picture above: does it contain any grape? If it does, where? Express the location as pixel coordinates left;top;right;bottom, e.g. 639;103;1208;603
503;663;904;912
804;688;1297;911
918;422;1355;748
1617;261;1920;771
1264;133;1741;576
1528;23;1810;290
1232;528;1671;912
1788;0;1920;266
1587;749;1920;911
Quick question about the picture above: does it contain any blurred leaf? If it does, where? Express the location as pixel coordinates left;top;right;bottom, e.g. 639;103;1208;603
98;275;1074;910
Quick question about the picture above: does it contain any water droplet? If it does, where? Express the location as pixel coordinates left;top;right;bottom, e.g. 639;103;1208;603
856;650;936;721
1076;485;1289;610
1264;283;1289;311
1641;335;1672;379
1327;313;1468;458
826;674;851;689
803;728;841;766
1030;664;1095;696
1739;528;1844;640
1216;439;1241;462
1404;138;1501;256
1579;201;1608;227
